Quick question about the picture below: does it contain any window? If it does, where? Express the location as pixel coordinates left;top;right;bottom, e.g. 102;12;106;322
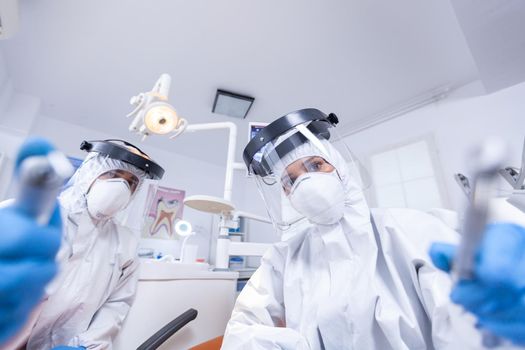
369;138;447;210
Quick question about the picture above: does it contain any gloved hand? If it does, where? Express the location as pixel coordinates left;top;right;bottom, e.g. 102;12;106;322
51;346;86;350
429;223;525;345
0;138;63;345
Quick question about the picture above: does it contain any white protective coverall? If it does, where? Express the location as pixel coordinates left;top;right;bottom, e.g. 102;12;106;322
222;141;487;349
26;152;147;350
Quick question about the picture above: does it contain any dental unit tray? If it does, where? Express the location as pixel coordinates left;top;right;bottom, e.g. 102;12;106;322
184;195;235;214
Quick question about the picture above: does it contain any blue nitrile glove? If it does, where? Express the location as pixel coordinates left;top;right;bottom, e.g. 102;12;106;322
0;137;63;345
429;223;525;345
51;346;86;350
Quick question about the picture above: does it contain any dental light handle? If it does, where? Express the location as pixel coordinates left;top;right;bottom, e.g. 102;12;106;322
14;152;74;225
454;139;507;348
153;74;171;98
169;118;188;139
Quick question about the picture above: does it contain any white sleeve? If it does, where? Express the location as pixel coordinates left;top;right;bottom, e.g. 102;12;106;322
417;263;485;349
222;246;310;350
382;209;486;349
73;256;139;349
401;210;485;349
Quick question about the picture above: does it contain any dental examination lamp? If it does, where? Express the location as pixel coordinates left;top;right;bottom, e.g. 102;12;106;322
127;74;188;141
127;74;272;270
126;73;247;202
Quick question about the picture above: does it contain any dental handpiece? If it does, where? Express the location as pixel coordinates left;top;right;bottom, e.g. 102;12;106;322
454;139;507;347
14;152;74;225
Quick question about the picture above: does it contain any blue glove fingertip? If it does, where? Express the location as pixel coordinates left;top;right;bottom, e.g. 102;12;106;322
477;223;525;290
15;137;56;171
429;242;456;273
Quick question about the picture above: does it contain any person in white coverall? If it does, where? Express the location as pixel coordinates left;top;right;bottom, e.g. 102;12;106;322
222;109;488;349
25;139;164;350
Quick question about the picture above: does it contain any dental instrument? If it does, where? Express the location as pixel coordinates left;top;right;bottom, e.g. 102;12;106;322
454;139;507;348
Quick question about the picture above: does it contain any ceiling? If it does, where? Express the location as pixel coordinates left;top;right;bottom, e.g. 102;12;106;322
451;0;525;93
0;0;479;164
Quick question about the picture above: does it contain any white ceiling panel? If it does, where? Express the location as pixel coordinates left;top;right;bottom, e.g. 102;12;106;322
0;0;479;164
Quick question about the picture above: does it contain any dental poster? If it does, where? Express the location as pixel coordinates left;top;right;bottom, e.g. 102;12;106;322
142;185;185;239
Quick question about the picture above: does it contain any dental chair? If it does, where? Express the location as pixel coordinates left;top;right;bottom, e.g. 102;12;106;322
137;309;198;350
136;308;224;350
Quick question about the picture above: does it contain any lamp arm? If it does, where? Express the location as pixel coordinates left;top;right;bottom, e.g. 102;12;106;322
126;93;146;119
233;210;272;224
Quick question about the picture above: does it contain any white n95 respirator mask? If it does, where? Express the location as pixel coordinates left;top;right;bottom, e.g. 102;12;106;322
288;171;346;225
87;178;132;220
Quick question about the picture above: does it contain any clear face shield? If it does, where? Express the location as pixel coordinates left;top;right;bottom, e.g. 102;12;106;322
59;140;165;220
243;109;369;230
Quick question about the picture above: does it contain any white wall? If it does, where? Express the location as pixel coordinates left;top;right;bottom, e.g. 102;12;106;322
0;48;42;198
0;49;14;114
0;92;41;199
344;80;525;212
0;130;25;199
